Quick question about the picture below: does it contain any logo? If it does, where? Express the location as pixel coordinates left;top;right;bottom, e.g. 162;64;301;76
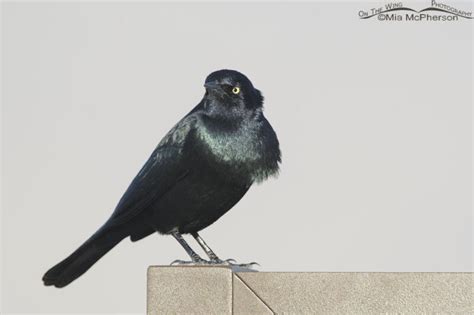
359;1;473;21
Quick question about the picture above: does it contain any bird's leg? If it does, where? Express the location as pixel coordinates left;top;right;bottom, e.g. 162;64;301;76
191;232;223;263
171;230;207;265
191;232;258;269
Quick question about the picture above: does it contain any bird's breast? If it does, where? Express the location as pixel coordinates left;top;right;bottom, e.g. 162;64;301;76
192;118;280;183
195;123;262;164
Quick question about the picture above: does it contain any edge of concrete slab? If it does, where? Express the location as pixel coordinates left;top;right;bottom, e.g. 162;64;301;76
147;267;473;314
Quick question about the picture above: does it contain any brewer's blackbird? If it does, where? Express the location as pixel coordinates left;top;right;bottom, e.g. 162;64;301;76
43;69;281;288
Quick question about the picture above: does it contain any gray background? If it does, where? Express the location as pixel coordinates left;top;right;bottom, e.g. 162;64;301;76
1;1;472;313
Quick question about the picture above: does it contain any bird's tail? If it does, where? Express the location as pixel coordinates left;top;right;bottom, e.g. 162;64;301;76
42;226;126;288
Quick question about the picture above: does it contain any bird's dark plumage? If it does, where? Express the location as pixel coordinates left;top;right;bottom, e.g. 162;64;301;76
43;69;281;287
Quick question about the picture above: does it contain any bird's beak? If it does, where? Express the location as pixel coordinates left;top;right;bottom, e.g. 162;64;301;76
204;82;220;90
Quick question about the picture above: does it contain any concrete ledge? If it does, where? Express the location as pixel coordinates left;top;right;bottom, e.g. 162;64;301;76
147;266;473;314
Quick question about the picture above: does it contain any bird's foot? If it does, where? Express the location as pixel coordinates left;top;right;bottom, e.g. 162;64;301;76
209;258;260;269
170;259;195;265
170;256;209;266
170;257;259;270
228;259;260;269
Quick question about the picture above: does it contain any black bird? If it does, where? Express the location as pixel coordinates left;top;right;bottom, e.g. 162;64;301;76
43;69;281;288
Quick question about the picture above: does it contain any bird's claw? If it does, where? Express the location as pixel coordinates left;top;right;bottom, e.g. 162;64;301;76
170;258;259;269
215;258;259;269
170;257;209;266
229;261;259;268
170;259;194;266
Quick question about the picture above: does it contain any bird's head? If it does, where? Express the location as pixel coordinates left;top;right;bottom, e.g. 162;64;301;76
203;70;264;114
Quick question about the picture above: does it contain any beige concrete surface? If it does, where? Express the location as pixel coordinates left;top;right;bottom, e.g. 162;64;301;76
147;266;232;314
147;266;473;314
233;274;272;314
238;272;473;314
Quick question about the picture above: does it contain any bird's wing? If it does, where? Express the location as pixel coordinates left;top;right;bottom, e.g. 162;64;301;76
105;114;197;227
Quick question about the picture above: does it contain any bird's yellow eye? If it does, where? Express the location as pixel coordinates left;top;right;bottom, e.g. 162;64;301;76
232;87;240;94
